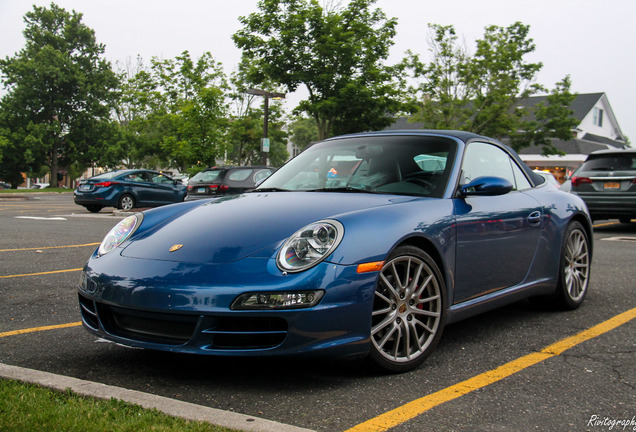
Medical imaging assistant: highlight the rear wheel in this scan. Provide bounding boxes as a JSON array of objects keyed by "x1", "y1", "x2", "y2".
[
  {"x1": 555, "y1": 221, "x2": 591, "y2": 309},
  {"x1": 368, "y1": 246, "x2": 446, "y2": 373},
  {"x1": 118, "y1": 194, "x2": 135, "y2": 211},
  {"x1": 84, "y1": 205, "x2": 102, "y2": 213}
]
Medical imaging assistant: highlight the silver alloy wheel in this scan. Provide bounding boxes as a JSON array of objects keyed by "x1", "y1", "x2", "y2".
[
  {"x1": 119, "y1": 195, "x2": 134, "y2": 211},
  {"x1": 563, "y1": 226, "x2": 590, "y2": 302},
  {"x1": 371, "y1": 254, "x2": 442, "y2": 365}
]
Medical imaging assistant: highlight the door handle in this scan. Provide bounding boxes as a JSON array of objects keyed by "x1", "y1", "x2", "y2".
[{"x1": 527, "y1": 211, "x2": 541, "y2": 226}]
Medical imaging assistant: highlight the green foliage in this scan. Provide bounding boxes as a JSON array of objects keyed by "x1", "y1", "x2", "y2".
[
  {"x1": 509, "y1": 76, "x2": 579, "y2": 155},
  {"x1": 289, "y1": 115, "x2": 319, "y2": 150},
  {"x1": 0, "y1": 3, "x2": 118, "y2": 184},
  {"x1": 227, "y1": 104, "x2": 289, "y2": 167},
  {"x1": 114, "y1": 51, "x2": 231, "y2": 172},
  {"x1": 409, "y1": 22, "x2": 577, "y2": 153},
  {"x1": 233, "y1": 0, "x2": 410, "y2": 140}
]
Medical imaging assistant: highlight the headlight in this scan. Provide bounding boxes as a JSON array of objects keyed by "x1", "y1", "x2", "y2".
[
  {"x1": 97, "y1": 214, "x2": 143, "y2": 256},
  {"x1": 277, "y1": 219, "x2": 344, "y2": 272},
  {"x1": 231, "y1": 290, "x2": 325, "y2": 310}
]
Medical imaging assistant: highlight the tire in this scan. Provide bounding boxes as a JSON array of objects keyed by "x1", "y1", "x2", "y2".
[
  {"x1": 118, "y1": 194, "x2": 135, "y2": 211},
  {"x1": 554, "y1": 221, "x2": 591, "y2": 310},
  {"x1": 368, "y1": 245, "x2": 446, "y2": 373},
  {"x1": 84, "y1": 205, "x2": 103, "y2": 213}
]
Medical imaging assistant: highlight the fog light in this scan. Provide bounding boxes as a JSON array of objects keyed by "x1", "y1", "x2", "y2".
[{"x1": 231, "y1": 290, "x2": 325, "y2": 310}]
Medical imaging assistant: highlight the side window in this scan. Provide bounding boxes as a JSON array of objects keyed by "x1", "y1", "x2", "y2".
[
  {"x1": 510, "y1": 161, "x2": 532, "y2": 190},
  {"x1": 152, "y1": 174, "x2": 172, "y2": 184},
  {"x1": 461, "y1": 142, "x2": 526, "y2": 190},
  {"x1": 253, "y1": 169, "x2": 273, "y2": 184},
  {"x1": 126, "y1": 173, "x2": 144, "y2": 182},
  {"x1": 135, "y1": 172, "x2": 152, "y2": 182},
  {"x1": 227, "y1": 169, "x2": 253, "y2": 182}
]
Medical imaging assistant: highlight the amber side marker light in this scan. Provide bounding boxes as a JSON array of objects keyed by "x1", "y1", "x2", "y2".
[{"x1": 357, "y1": 261, "x2": 385, "y2": 273}]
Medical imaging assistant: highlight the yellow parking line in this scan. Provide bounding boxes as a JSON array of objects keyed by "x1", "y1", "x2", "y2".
[
  {"x1": 346, "y1": 307, "x2": 636, "y2": 432},
  {"x1": 0, "y1": 322, "x2": 82, "y2": 338},
  {"x1": 0, "y1": 243, "x2": 99, "y2": 252},
  {"x1": 593, "y1": 221, "x2": 619, "y2": 228},
  {"x1": 0, "y1": 268, "x2": 83, "y2": 278}
]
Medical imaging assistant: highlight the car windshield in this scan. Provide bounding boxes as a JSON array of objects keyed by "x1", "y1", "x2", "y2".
[
  {"x1": 257, "y1": 135, "x2": 457, "y2": 198},
  {"x1": 190, "y1": 169, "x2": 222, "y2": 183},
  {"x1": 581, "y1": 155, "x2": 636, "y2": 171}
]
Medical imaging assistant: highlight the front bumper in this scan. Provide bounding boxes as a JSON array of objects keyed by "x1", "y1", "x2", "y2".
[{"x1": 78, "y1": 254, "x2": 378, "y2": 358}]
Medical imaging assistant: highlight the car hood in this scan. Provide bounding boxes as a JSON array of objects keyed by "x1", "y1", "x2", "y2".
[{"x1": 121, "y1": 192, "x2": 416, "y2": 264}]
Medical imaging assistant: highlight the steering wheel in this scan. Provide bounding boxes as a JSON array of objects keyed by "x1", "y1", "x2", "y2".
[{"x1": 403, "y1": 174, "x2": 435, "y2": 190}]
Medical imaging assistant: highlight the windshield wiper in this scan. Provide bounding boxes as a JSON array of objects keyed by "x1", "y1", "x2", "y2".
[
  {"x1": 251, "y1": 187, "x2": 290, "y2": 192},
  {"x1": 306, "y1": 187, "x2": 377, "y2": 193}
]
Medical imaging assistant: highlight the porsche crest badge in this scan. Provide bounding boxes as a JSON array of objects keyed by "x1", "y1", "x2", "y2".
[{"x1": 169, "y1": 244, "x2": 184, "y2": 252}]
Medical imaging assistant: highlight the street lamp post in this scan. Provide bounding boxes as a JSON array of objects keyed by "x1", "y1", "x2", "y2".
[{"x1": 246, "y1": 88, "x2": 286, "y2": 165}]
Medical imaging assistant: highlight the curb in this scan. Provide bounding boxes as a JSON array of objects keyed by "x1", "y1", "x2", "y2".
[{"x1": 0, "y1": 363, "x2": 316, "y2": 432}]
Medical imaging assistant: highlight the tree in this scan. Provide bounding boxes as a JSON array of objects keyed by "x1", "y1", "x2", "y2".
[
  {"x1": 0, "y1": 3, "x2": 118, "y2": 186},
  {"x1": 289, "y1": 115, "x2": 319, "y2": 150},
  {"x1": 409, "y1": 22, "x2": 577, "y2": 153},
  {"x1": 224, "y1": 58, "x2": 289, "y2": 167},
  {"x1": 508, "y1": 76, "x2": 579, "y2": 155},
  {"x1": 110, "y1": 51, "x2": 232, "y2": 173},
  {"x1": 149, "y1": 52, "x2": 230, "y2": 172},
  {"x1": 233, "y1": 0, "x2": 410, "y2": 140}
]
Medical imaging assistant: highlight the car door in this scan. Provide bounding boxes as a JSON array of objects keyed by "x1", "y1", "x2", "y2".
[
  {"x1": 125, "y1": 171, "x2": 156, "y2": 206},
  {"x1": 453, "y1": 142, "x2": 543, "y2": 304},
  {"x1": 149, "y1": 173, "x2": 181, "y2": 204}
]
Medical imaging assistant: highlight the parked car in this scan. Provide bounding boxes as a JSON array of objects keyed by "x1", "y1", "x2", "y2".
[
  {"x1": 30, "y1": 183, "x2": 49, "y2": 189},
  {"x1": 185, "y1": 166, "x2": 274, "y2": 201},
  {"x1": 0, "y1": 182, "x2": 10, "y2": 189},
  {"x1": 79, "y1": 130, "x2": 592, "y2": 372},
  {"x1": 569, "y1": 148, "x2": 636, "y2": 223},
  {"x1": 74, "y1": 169, "x2": 186, "y2": 213},
  {"x1": 533, "y1": 170, "x2": 560, "y2": 187}
]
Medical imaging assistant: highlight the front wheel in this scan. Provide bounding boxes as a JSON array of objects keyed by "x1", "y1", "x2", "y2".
[
  {"x1": 118, "y1": 194, "x2": 135, "y2": 211},
  {"x1": 368, "y1": 246, "x2": 446, "y2": 373},
  {"x1": 555, "y1": 221, "x2": 591, "y2": 309}
]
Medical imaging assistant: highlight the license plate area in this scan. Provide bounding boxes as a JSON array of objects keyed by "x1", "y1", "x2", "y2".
[
  {"x1": 80, "y1": 184, "x2": 91, "y2": 191},
  {"x1": 604, "y1": 182, "x2": 620, "y2": 189},
  {"x1": 197, "y1": 187, "x2": 207, "y2": 194}
]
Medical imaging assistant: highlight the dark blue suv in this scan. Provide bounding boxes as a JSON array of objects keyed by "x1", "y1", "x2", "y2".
[{"x1": 74, "y1": 169, "x2": 186, "y2": 213}]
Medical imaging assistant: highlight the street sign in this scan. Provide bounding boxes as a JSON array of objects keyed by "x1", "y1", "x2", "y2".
[{"x1": 261, "y1": 138, "x2": 270, "y2": 153}]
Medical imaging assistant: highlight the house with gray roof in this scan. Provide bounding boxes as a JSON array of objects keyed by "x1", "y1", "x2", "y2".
[
  {"x1": 386, "y1": 92, "x2": 627, "y2": 182},
  {"x1": 514, "y1": 92, "x2": 627, "y2": 179}
]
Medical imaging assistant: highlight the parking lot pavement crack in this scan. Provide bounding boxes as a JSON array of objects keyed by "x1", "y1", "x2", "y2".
[
  {"x1": 0, "y1": 362, "x2": 316, "y2": 432},
  {"x1": 557, "y1": 350, "x2": 636, "y2": 392}
]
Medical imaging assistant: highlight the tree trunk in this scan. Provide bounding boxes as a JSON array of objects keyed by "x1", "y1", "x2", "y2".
[{"x1": 50, "y1": 139, "x2": 59, "y2": 188}]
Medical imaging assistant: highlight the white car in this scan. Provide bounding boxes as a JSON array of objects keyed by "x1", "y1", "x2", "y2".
[{"x1": 533, "y1": 170, "x2": 559, "y2": 187}]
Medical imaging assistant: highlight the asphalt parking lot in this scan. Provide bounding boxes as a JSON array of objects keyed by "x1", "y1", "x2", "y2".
[{"x1": 1, "y1": 193, "x2": 634, "y2": 431}]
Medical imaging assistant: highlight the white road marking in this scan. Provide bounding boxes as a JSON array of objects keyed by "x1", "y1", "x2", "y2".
[{"x1": 14, "y1": 216, "x2": 67, "y2": 221}]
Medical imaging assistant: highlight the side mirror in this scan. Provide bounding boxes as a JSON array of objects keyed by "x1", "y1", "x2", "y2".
[{"x1": 460, "y1": 176, "x2": 513, "y2": 197}]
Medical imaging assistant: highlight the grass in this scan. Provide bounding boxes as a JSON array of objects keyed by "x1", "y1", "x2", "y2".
[
  {"x1": 0, "y1": 379, "x2": 239, "y2": 432},
  {"x1": 0, "y1": 187, "x2": 72, "y2": 194}
]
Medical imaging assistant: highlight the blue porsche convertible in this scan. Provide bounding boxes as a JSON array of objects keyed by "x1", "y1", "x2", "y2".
[{"x1": 79, "y1": 130, "x2": 592, "y2": 372}]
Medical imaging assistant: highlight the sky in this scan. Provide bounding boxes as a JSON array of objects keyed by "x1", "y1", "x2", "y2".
[{"x1": 1, "y1": 0, "x2": 635, "y2": 141}]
